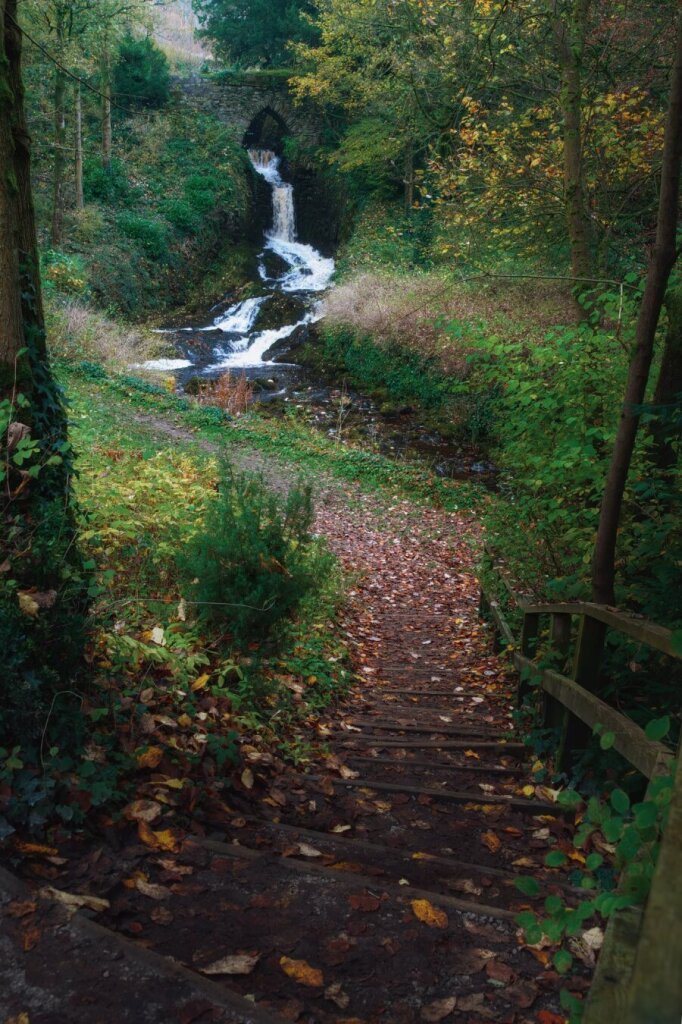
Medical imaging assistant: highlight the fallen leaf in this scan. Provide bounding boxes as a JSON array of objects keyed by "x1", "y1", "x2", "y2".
[
  {"x1": 296, "y1": 843, "x2": 322, "y2": 858},
  {"x1": 325, "y1": 981, "x2": 350, "y2": 1009},
  {"x1": 150, "y1": 905, "x2": 174, "y2": 925},
  {"x1": 7, "y1": 899, "x2": 37, "y2": 918},
  {"x1": 349, "y1": 892, "x2": 381, "y2": 912},
  {"x1": 137, "y1": 746, "x2": 164, "y2": 769},
  {"x1": 200, "y1": 952, "x2": 261, "y2": 975},
  {"x1": 41, "y1": 887, "x2": 110, "y2": 915},
  {"x1": 464, "y1": 749, "x2": 481, "y2": 760},
  {"x1": 448, "y1": 878, "x2": 482, "y2": 896},
  {"x1": 481, "y1": 831, "x2": 501, "y2": 853},
  {"x1": 136, "y1": 879, "x2": 171, "y2": 900},
  {"x1": 411, "y1": 898, "x2": 448, "y2": 929},
  {"x1": 151, "y1": 626, "x2": 166, "y2": 646},
  {"x1": 241, "y1": 768, "x2": 254, "y2": 790},
  {"x1": 485, "y1": 959, "x2": 514, "y2": 985},
  {"x1": 331, "y1": 824, "x2": 352, "y2": 833},
  {"x1": 13, "y1": 840, "x2": 57, "y2": 857},
  {"x1": 123, "y1": 799, "x2": 162, "y2": 823},
  {"x1": 191, "y1": 673, "x2": 210, "y2": 692},
  {"x1": 137, "y1": 821, "x2": 179, "y2": 853},
  {"x1": 22, "y1": 925, "x2": 41, "y2": 951},
  {"x1": 421, "y1": 996, "x2": 457, "y2": 1021},
  {"x1": 538, "y1": 1012, "x2": 565, "y2": 1024},
  {"x1": 279, "y1": 955, "x2": 324, "y2": 987}
]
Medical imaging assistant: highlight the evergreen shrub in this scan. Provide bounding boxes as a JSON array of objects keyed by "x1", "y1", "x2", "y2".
[{"x1": 177, "y1": 464, "x2": 326, "y2": 647}]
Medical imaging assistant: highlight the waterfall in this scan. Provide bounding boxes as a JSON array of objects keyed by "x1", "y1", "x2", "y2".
[{"x1": 248, "y1": 148, "x2": 296, "y2": 243}]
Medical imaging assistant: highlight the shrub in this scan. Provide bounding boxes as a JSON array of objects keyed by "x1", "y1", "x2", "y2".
[
  {"x1": 84, "y1": 156, "x2": 130, "y2": 204},
  {"x1": 177, "y1": 464, "x2": 324, "y2": 647},
  {"x1": 114, "y1": 35, "x2": 170, "y2": 110},
  {"x1": 160, "y1": 198, "x2": 200, "y2": 234},
  {"x1": 116, "y1": 213, "x2": 169, "y2": 260}
]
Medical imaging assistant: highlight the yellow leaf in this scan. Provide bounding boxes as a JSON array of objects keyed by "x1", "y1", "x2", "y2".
[
  {"x1": 512, "y1": 857, "x2": 535, "y2": 868},
  {"x1": 241, "y1": 768, "x2": 254, "y2": 790},
  {"x1": 177, "y1": 714, "x2": 192, "y2": 728},
  {"x1": 137, "y1": 821, "x2": 179, "y2": 853},
  {"x1": 191, "y1": 673, "x2": 210, "y2": 692},
  {"x1": 464, "y1": 749, "x2": 480, "y2": 760},
  {"x1": 279, "y1": 955, "x2": 324, "y2": 987},
  {"x1": 411, "y1": 898, "x2": 449, "y2": 929},
  {"x1": 18, "y1": 592, "x2": 40, "y2": 618},
  {"x1": 522, "y1": 785, "x2": 535, "y2": 797},
  {"x1": 136, "y1": 746, "x2": 163, "y2": 769},
  {"x1": 411, "y1": 851, "x2": 435, "y2": 861}
]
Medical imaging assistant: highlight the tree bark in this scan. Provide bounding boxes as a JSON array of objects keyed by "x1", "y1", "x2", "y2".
[
  {"x1": 101, "y1": 56, "x2": 112, "y2": 171},
  {"x1": 50, "y1": 68, "x2": 66, "y2": 246},
  {"x1": 0, "y1": 1, "x2": 25, "y2": 382},
  {"x1": 650, "y1": 285, "x2": 682, "y2": 473},
  {"x1": 404, "y1": 141, "x2": 414, "y2": 214},
  {"x1": 553, "y1": 0, "x2": 593, "y2": 294},
  {"x1": 75, "y1": 82, "x2": 84, "y2": 211},
  {"x1": 591, "y1": 15, "x2": 682, "y2": 606}
]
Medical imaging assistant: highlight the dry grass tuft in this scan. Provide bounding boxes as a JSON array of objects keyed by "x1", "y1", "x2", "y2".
[
  {"x1": 198, "y1": 371, "x2": 254, "y2": 416},
  {"x1": 323, "y1": 271, "x2": 577, "y2": 376},
  {"x1": 46, "y1": 298, "x2": 159, "y2": 370}
]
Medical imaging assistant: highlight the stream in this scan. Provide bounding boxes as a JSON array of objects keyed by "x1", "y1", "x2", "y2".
[{"x1": 139, "y1": 150, "x2": 495, "y2": 483}]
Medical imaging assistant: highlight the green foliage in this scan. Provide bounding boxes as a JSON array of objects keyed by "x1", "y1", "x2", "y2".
[
  {"x1": 194, "y1": 0, "x2": 318, "y2": 68},
  {"x1": 83, "y1": 156, "x2": 131, "y2": 204},
  {"x1": 114, "y1": 35, "x2": 171, "y2": 110},
  {"x1": 117, "y1": 213, "x2": 170, "y2": 260},
  {"x1": 177, "y1": 463, "x2": 325, "y2": 647}
]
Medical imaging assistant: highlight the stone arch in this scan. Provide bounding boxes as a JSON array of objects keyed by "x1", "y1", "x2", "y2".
[{"x1": 243, "y1": 106, "x2": 289, "y2": 151}]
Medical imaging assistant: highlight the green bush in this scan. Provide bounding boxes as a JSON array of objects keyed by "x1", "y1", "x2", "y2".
[
  {"x1": 177, "y1": 464, "x2": 325, "y2": 647},
  {"x1": 114, "y1": 35, "x2": 170, "y2": 110},
  {"x1": 116, "y1": 213, "x2": 169, "y2": 260},
  {"x1": 161, "y1": 198, "x2": 200, "y2": 234},
  {"x1": 83, "y1": 157, "x2": 131, "y2": 204}
]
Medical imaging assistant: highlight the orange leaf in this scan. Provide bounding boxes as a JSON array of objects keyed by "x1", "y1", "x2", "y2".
[
  {"x1": 279, "y1": 955, "x2": 324, "y2": 987},
  {"x1": 411, "y1": 898, "x2": 448, "y2": 929},
  {"x1": 13, "y1": 839, "x2": 58, "y2": 857},
  {"x1": 464, "y1": 749, "x2": 481, "y2": 760},
  {"x1": 136, "y1": 746, "x2": 163, "y2": 769},
  {"x1": 481, "y1": 831, "x2": 501, "y2": 853}
]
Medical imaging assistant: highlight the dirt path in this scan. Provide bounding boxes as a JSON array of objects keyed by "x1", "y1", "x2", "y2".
[{"x1": 2, "y1": 420, "x2": 589, "y2": 1023}]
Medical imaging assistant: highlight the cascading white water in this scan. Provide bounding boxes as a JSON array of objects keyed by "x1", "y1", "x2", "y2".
[
  {"x1": 142, "y1": 147, "x2": 335, "y2": 376},
  {"x1": 248, "y1": 149, "x2": 297, "y2": 243}
]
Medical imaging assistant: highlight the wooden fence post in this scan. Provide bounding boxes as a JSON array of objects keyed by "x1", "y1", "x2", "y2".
[
  {"x1": 558, "y1": 614, "x2": 607, "y2": 771},
  {"x1": 544, "y1": 612, "x2": 572, "y2": 732}
]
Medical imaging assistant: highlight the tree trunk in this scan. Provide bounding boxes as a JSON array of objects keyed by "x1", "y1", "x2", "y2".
[
  {"x1": 591, "y1": 16, "x2": 682, "y2": 606},
  {"x1": 50, "y1": 68, "x2": 66, "y2": 247},
  {"x1": 0, "y1": 1, "x2": 25, "y2": 384},
  {"x1": 404, "y1": 142, "x2": 414, "y2": 214},
  {"x1": 553, "y1": 0, "x2": 593, "y2": 297},
  {"x1": 650, "y1": 286, "x2": 682, "y2": 473},
  {"x1": 75, "y1": 82, "x2": 84, "y2": 211},
  {"x1": 102, "y1": 57, "x2": 112, "y2": 171}
]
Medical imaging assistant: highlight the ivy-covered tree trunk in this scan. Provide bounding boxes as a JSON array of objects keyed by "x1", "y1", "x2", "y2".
[
  {"x1": 591, "y1": 15, "x2": 682, "y2": 606},
  {"x1": 1, "y1": 0, "x2": 86, "y2": 744},
  {"x1": 553, "y1": 0, "x2": 593, "y2": 292}
]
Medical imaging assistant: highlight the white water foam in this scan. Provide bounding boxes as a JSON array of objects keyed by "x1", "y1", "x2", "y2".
[
  {"x1": 134, "y1": 358, "x2": 193, "y2": 371},
  {"x1": 205, "y1": 296, "x2": 268, "y2": 333},
  {"x1": 207, "y1": 316, "x2": 313, "y2": 370}
]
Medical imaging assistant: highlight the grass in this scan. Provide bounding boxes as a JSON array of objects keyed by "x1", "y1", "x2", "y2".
[{"x1": 61, "y1": 361, "x2": 484, "y2": 514}]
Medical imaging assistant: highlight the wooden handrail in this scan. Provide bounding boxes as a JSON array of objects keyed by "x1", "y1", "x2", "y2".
[
  {"x1": 480, "y1": 554, "x2": 681, "y2": 1023},
  {"x1": 522, "y1": 602, "x2": 680, "y2": 660}
]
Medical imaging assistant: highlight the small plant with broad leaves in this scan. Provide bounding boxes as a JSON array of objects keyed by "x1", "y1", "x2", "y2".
[{"x1": 515, "y1": 715, "x2": 674, "y2": 1022}]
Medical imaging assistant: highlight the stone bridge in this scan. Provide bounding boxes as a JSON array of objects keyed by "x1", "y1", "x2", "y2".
[{"x1": 177, "y1": 72, "x2": 322, "y2": 151}]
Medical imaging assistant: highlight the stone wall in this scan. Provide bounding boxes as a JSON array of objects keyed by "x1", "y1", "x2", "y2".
[{"x1": 176, "y1": 73, "x2": 322, "y2": 149}]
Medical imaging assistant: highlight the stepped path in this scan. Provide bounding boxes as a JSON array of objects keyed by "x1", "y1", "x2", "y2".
[{"x1": 1, "y1": 417, "x2": 589, "y2": 1023}]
